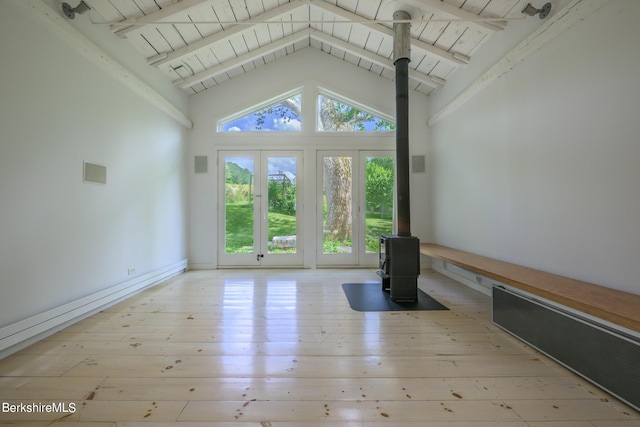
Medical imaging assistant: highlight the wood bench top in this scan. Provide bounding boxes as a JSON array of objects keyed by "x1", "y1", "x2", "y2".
[{"x1": 420, "y1": 243, "x2": 640, "y2": 334}]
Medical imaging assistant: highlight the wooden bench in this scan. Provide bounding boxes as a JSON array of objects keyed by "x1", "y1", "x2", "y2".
[
  {"x1": 420, "y1": 243, "x2": 640, "y2": 334},
  {"x1": 420, "y1": 243, "x2": 640, "y2": 410}
]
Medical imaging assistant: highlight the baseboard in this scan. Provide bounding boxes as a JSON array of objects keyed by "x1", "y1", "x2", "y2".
[
  {"x1": 0, "y1": 259, "x2": 187, "y2": 359},
  {"x1": 188, "y1": 262, "x2": 217, "y2": 270},
  {"x1": 431, "y1": 259, "x2": 492, "y2": 296}
]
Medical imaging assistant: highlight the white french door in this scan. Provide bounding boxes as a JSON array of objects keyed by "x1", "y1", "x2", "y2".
[
  {"x1": 359, "y1": 151, "x2": 396, "y2": 266},
  {"x1": 218, "y1": 151, "x2": 303, "y2": 267},
  {"x1": 316, "y1": 150, "x2": 395, "y2": 266}
]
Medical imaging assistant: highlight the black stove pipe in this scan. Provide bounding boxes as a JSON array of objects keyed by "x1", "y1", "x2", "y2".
[
  {"x1": 377, "y1": 10, "x2": 420, "y2": 302},
  {"x1": 394, "y1": 10, "x2": 411, "y2": 236}
]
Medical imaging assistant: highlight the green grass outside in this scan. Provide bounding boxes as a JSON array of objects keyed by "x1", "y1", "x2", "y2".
[
  {"x1": 225, "y1": 203, "x2": 392, "y2": 254},
  {"x1": 224, "y1": 203, "x2": 255, "y2": 253}
]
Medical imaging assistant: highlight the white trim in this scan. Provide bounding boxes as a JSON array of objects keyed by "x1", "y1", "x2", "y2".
[
  {"x1": 431, "y1": 259, "x2": 492, "y2": 297},
  {"x1": 217, "y1": 87, "x2": 304, "y2": 132},
  {"x1": 310, "y1": 0, "x2": 469, "y2": 67},
  {"x1": 174, "y1": 28, "x2": 315, "y2": 89},
  {"x1": 8, "y1": 0, "x2": 192, "y2": 129},
  {"x1": 147, "y1": 1, "x2": 307, "y2": 67},
  {"x1": 428, "y1": 0, "x2": 608, "y2": 127},
  {"x1": 315, "y1": 150, "x2": 361, "y2": 266},
  {"x1": 112, "y1": 0, "x2": 208, "y2": 36},
  {"x1": 316, "y1": 87, "x2": 396, "y2": 130},
  {"x1": 188, "y1": 262, "x2": 217, "y2": 270},
  {"x1": 311, "y1": 31, "x2": 444, "y2": 90},
  {"x1": 0, "y1": 259, "x2": 187, "y2": 359},
  {"x1": 398, "y1": 0, "x2": 505, "y2": 33},
  {"x1": 432, "y1": 264, "x2": 492, "y2": 297}
]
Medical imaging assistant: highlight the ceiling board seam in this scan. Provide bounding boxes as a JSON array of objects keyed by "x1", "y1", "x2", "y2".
[
  {"x1": 174, "y1": 27, "x2": 315, "y2": 88},
  {"x1": 309, "y1": 0, "x2": 468, "y2": 66},
  {"x1": 148, "y1": 1, "x2": 306, "y2": 67},
  {"x1": 401, "y1": 0, "x2": 505, "y2": 33},
  {"x1": 310, "y1": 31, "x2": 443, "y2": 89},
  {"x1": 112, "y1": 0, "x2": 208, "y2": 37}
]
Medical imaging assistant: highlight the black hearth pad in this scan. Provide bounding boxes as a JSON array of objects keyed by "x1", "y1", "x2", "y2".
[{"x1": 342, "y1": 282, "x2": 448, "y2": 312}]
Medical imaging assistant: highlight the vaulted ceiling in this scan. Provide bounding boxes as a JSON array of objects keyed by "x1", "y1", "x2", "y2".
[{"x1": 84, "y1": 0, "x2": 530, "y2": 95}]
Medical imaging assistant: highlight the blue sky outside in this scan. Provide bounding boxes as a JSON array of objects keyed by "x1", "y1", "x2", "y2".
[
  {"x1": 222, "y1": 95, "x2": 302, "y2": 132},
  {"x1": 227, "y1": 157, "x2": 297, "y2": 181},
  {"x1": 220, "y1": 93, "x2": 394, "y2": 132}
]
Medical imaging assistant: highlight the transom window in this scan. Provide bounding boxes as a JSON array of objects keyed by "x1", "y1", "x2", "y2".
[
  {"x1": 317, "y1": 91, "x2": 395, "y2": 132},
  {"x1": 218, "y1": 91, "x2": 302, "y2": 132},
  {"x1": 217, "y1": 86, "x2": 394, "y2": 133}
]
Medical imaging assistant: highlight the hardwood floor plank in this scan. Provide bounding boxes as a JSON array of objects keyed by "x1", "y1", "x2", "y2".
[
  {"x1": 0, "y1": 423, "x2": 116, "y2": 427},
  {"x1": 74, "y1": 400, "x2": 187, "y2": 422},
  {"x1": 0, "y1": 268, "x2": 637, "y2": 425},
  {"x1": 117, "y1": 423, "x2": 530, "y2": 427},
  {"x1": 69, "y1": 376, "x2": 594, "y2": 402},
  {"x1": 17, "y1": 333, "x2": 530, "y2": 357},
  {"x1": 59, "y1": 354, "x2": 559, "y2": 378},
  {"x1": 507, "y1": 399, "x2": 638, "y2": 421},
  {"x1": 0, "y1": 354, "x2": 84, "y2": 377},
  {"x1": 178, "y1": 399, "x2": 524, "y2": 422},
  {"x1": 0, "y1": 376, "x2": 101, "y2": 400}
]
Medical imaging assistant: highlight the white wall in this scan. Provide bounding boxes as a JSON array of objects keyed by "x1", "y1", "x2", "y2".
[
  {"x1": 427, "y1": 0, "x2": 640, "y2": 295},
  {"x1": 0, "y1": 4, "x2": 189, "y2": 331},
  {"x1": 188, "y1": 49, "x2": 430, "y2": 268}
]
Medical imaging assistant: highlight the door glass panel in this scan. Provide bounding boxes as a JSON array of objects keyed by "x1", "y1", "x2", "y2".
[
  {"x1": 364, "y1": 156, "x2": 395, "y2": 253},
  {"x1": 322, "y1": 156, "x2": 353, "y2": 254},
  {"x1": 266, "y1": 156, "x2": 298, "y2": 254},
  {"x1": 225, "y1": 157, "x2": 255, "y2": 254}
]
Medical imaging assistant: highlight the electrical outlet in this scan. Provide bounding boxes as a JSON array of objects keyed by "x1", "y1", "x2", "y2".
[{"x1": 128, "y1": 268, "x2": 135, "y2": 275}]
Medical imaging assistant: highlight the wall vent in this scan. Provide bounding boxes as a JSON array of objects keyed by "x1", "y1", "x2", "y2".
[
  {"x1": 412, "y1": 155, "x2": 425, "y2": 173},
  {"x1": 83, "y1": 161, "x2": 106, "y2": 184},
  {"x1": 194, "y1": 156, "x2": 208, "y2": 174}
]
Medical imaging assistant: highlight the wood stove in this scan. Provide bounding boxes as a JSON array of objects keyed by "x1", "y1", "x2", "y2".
[
  {"x1": 378, "y1": 235, "x2": 420, "y2": 301},
  {"x1": 376, "y1": 9, "x2": 420, "y2": 302}
]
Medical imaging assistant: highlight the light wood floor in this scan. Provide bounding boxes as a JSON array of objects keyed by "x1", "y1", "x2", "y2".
[{"x1": 1, "y1": 268, "x2": 639, "y2": 426}]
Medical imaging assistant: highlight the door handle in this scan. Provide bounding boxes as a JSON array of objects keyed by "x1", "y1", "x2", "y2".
[{"x1": 257, "y1": 254, "x2": 264, "y2": 261}]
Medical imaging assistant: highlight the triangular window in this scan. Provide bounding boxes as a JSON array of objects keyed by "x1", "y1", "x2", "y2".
[
  {"x1": 219, "y1": 91, "x2": 302, "y2": 132},
  {"x1": 317, "y1": 91, "x2": 395, "y2": 132}
]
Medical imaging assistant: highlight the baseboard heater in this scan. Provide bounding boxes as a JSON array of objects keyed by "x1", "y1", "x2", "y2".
[
  {"x1": 0, "y1": 259, "x2": 187, "y2": 359},
  {"x1": 492, "y1": 285, "x2": 640, "y2": 411}
]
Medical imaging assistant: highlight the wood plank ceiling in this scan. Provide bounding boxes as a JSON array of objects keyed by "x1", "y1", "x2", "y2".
[{"x1": 87, "y1": 0, "x2": 527, "y2": 95}]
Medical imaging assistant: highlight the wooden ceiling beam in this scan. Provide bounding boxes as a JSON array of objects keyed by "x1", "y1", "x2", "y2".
[
  {"x1": 112, "y1": 0, "x2": 209, "y2": 37},
  {"x1": 309, "y1": 0, "x2": 469, "y2": 66},
  {"x1": 173, "y1": 28, "x2": 314, "y2": 89},
  {"x1": 402, "y1": 0, "x2": 505, "y2": 33},
  {"x1": 148, "y1": 1, "x2": 306, "y2": 67},
  {"x1": 311, "y1": 31, "x2": 444, "y2": 89}
]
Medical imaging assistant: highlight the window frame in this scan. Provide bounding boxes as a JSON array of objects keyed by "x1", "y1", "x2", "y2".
[
  {"x1": 217, "y1": 87, "x2": 304, "y2": 133},
  {"x1": 316, "y1": 87, "x2": 396, "y2": 133}
]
